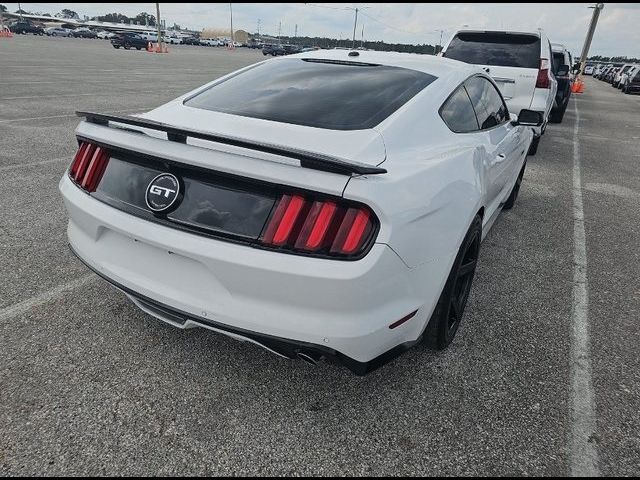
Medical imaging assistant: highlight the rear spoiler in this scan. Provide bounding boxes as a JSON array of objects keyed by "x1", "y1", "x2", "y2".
[{"x1": 76, "y1": 111, "x2": 387, "y2": 176}]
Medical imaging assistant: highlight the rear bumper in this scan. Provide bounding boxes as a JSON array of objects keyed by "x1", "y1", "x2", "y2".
[{"x1": 60, "y1": 174, "x2": 433, "y2": 372}]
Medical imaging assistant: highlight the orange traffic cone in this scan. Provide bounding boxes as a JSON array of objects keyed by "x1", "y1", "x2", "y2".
[{"x1": 146, "y1": 41, "x2": 152, "y2": 52}]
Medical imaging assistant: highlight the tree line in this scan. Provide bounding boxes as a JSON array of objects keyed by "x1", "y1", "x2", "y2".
[
  {"x1": 261, "y1": 34, "x2": 439, "y2": 55},
  {"x1": 588, "y1": 55, "x2": 640, "y2": 64}
]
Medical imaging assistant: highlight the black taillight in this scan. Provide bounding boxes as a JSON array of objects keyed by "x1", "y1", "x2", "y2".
[
  {"x1": 69, "y1": 141, "x2": 110, "y2": 192},
  {"x1": 260, "y1": 193, "x2": 377, "y2": 259}
]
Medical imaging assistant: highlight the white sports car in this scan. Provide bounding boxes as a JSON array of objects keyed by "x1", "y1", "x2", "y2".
[{"x1": 60, "y1": 50, "x2": 541, "y2": 374}]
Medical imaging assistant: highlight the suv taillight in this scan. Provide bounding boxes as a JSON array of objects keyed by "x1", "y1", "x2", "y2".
[
  {"x1": 69, "y1": 141, "x2": 110, "y2": 192},
  {"x1": 536, "y1": 58, "x2": 551, "y2": 89},
  {"x1": 260, "y1": 193, "x2": 377, "y2": 258}
]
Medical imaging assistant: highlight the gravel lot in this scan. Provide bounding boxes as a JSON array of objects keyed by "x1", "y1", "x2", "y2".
[{"x1": 1, "y1": 36, "x2": 639, "y2": 476}]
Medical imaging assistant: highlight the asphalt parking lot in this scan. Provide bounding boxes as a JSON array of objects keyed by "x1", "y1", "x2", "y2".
[{"x1": 1, "y1": 35, "x2": 639, "y2": 476}]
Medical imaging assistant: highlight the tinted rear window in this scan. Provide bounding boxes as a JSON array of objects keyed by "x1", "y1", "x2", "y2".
[
  {"x1": 444, "y1": 32, "x2": 541, "y2": 69},
  {"x1": 184, "y1": 59, "x2": 437, "y2": 130}
]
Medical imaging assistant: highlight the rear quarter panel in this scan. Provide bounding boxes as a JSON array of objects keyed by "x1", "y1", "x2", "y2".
[{"x1": 344, "y1": 83, "x2": 486, "y2": 270}]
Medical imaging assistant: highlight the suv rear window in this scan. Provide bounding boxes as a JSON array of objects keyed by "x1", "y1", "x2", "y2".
[
  {"x1": 444, "y1": 32, "x2": 541, "y2": 69},
  {"x1": 184, "y1": 58, "x2": 437, "y2": 130}
]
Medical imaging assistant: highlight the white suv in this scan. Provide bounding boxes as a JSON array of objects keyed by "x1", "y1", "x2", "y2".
[{"x1": 442, "y1": 28, "x2": 557, "y2": 155}]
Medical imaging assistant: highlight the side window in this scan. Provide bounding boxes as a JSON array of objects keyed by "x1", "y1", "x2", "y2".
[
  {"x1": 465, "y1": 76, "x2": 509, "y2": 130},
  {"x1": 440, "y1": 86, "x2": 480, "y2": 133}
]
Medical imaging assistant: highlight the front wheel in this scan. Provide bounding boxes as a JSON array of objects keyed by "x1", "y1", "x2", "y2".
[
  {"x1": 113, "y1": 45, "x2": 120, "y2": 49},
  {"x1": 424, "y1": 215, "x2": 482, "y2": 350}
]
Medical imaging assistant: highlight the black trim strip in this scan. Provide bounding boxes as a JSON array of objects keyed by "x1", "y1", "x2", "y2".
[
  {"x1": 68, "y1": 243, "x2": 415, "y2": 376},
  {"x1": 76, "y1": 111, "x2": 387, "y2": 176}
]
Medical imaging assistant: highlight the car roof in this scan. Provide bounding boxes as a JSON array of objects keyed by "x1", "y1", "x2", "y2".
[{"x1": 284, "y1": 48, "x2": 482, "y2": 79}]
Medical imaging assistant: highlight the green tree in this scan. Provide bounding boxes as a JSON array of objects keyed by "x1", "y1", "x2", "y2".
[
  {"x1": 59, "y1": 8, "x2": 78, "y2": 19},
  {"x1": 93, "y1": 13, "x2": 131, "y2": 24},
  {"x1": 134, "y1": 12, "x2": 156, "y2": 26},
  {"x1": 0, "y1": 4, "x2": 7, "y2": 13}
]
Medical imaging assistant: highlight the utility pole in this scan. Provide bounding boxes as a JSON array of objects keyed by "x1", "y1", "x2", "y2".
[
  {"x1": 579, "y1": 3, "x2": 604, "y2": 75},
  {"x1": 361, "y1": 24, "x2": 364, "y2": 48},
  {"x1": 229, "y1": 3, "x2": 234, "y2": 43},
  {"x1": 294, "y1": 24, "x2": 297, "y2": 44},
  {"x1": 277, "y1": 20, "x2": 281, "y2": 44},
  {"x1": 155, "y1": 2, "x2": 163, "y2": 51},
  {"x1": 257, "y1": 18, "x2": 260, "y2": 37},
  {"x1": 351, "y1": 7, "x2": 358, "y2": 50},
  {"x1": 18, "y1": 2, "x2": 23, "y2": 20}
]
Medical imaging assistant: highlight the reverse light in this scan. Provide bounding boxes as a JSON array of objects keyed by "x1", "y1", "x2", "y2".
[{"x1": 261, "y1": 194, "x2": 377, "y2": 258}]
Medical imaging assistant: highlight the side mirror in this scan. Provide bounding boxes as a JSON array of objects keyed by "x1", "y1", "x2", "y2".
[
  {"x1": 557, "y1": 64, "x2": 570, "y2": 77},
  {"x1": 513, "y1": 109, "x2": 544, "y2": 127}
]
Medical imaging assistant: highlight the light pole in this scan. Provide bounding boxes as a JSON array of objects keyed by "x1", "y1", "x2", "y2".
[
  {"x1": 351, "y1": 7, "x2": 358, "y2": 50},
  {"x1": 155, "y1": 2, "x2": 163, "y2": 51},
  {"x1": 579, "y1": 3, "x2": 604, "y2": 76},
  {"x1": 229, "y1": 3, "x2": 234, "y2": 44}
]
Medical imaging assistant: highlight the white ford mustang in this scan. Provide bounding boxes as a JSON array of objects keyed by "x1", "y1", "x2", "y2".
[{"x1": 59, "y1": 49, "x2": 541, "y2": 374}]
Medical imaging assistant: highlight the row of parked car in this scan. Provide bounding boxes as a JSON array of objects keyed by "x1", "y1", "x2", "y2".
[
  {"x1": 262, "y1": 44, "x2": 319, "y2": 56},
  {"x1": 592, "y1": 63, "x2": 640, "y2": 94},
  {"x1": 439, "y1": 28, "x2": 575, "y2": 155}
]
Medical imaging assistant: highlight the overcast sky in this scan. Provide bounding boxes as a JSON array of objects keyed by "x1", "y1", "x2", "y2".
[{"x1": 4, "y1": 3, "x2": 639, "y2": 57}]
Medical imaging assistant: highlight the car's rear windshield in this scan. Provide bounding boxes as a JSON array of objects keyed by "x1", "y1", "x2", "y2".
[
  {"x1": 184, "y1": 58, "x2": 437, "y2": 130},
  {"x1": 443, "y1": 32, "x2": 541, "y2": 69}
]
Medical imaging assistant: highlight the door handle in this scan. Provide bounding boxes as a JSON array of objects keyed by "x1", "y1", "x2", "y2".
[{"x1": 495, "y1": 153, "x2": 506, "y2": 163}]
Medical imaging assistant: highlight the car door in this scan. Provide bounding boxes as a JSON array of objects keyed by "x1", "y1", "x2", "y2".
[{"x1": 464, "y1": 75, "x2": 524, "y2": 210}]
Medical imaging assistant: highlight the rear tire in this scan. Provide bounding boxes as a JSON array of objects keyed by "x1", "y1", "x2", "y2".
[
  {"x1": 528, "y1": 135, "x2": 541, "y2": 156},
  {"x1": 424, "y1": 215, "x2": 482, "y2": 350},
  {"x1": 549, "y1": 101, "x2": 568, "y2": 123},
  {"x1": 503, "y1": 161, "x2": 526, "y2": 210}
]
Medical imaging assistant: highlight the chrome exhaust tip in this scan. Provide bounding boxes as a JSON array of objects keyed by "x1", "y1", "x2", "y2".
[{"x1": 297, "y1": 352, "x2": 320, "y2": 366}]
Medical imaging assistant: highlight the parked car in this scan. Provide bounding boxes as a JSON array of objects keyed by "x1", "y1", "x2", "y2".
[
  {"x1": 620, "y1": 65, "x2": 640, "y2": 93},
  {"x1": 200, "y1": 38, "x2": 220, "y2": 47},
  {"x1": 584, "y1": 65, "x2": 594, "y2": 75},
  {"x1": 442, "y1": 28, "x2": 557, "y2": 155},
  {"x1": 110, "y1": 32, "x2": 148, "y2": 50},
  {"x1": 139, "y1": 31, "x2": 158, "y2": 42},
  {"x1": 550, "y1": 43, "x2": 572, "y2": 123},
  {"x1": 164, "y1": 35, "x2": 182, "y2": 45},
  {"x1": 45, "y1": 27, "x2": 72, "y2": 37},
  {"x1": 61, "y1": 50, "x2": 541, "y2": 374},
  {"x1": 181, "y1": 36, "x2": 200, "y2": 46},
  {"x1": 262, "y1": 43, "x2": 284, "y2": 56},
  {"x1": 283, "y1": 44, "x2": 302, "y2": 55},
  {"x1": 96, "y1": 30, "x2": 116, "y2": 40},
  {"x1": 622, "y1": 66, "x2": 640, "y2": 94},
  {"x1": 604, "y1": 65, "x2": 624, "y2": 83},
  {"x1": 612, "y1": 64, "x2": 635, "y2": 88},
  {"x1": 73, "y1": 28, "x2": 98, "y2": 39},
  {"x1": 8, "y1": 21, "x2": 44, "y2": 35}
]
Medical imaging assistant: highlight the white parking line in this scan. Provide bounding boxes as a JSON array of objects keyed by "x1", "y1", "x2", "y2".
[
  {"x1": 0, "y1": 274, "x2": 97, "y2": 323},
  {"x1": 569, "y1": 100, "x2": 600, "y2": 476}
]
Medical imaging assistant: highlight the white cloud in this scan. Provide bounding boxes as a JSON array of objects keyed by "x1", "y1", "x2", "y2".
[{"x1": 4, "y1": 3, "x2": 638, "y2": 57}]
